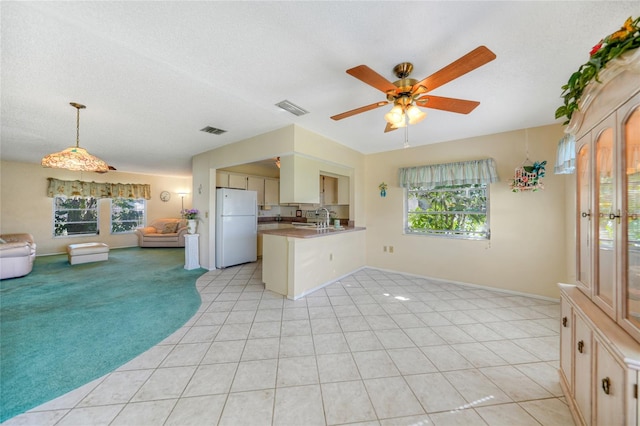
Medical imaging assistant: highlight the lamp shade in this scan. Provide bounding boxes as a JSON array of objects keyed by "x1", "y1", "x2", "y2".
[
  {"x1": 41, "y1": 146, "x2": 110, "y2": 172},
  {"x1": 41, "y1": 102, "x2": 110, "y2": 173},
  {"x1": 384, "y1": 105, "x2": 404, "y2": 126},
  {"x1": 406, "y1": 105, "x2": 427, "y2": 125}
]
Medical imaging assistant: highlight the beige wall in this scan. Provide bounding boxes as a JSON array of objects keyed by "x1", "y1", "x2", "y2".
[
  {"x1": 364, "y1": 124, "x2": 573, "y2": 298},
  {"x1": 3, "y1": 123, "x2": 577, "y2": 298},
  {"x1": 0, "y1": 161, "x2": 191, "y2": 255}
]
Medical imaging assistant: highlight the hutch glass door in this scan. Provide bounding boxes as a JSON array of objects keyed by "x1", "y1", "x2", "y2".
[
  {"x1": 577, "y1": 142, "x2": 592, "y2": 291},
  {"x1": 624, "y1": 102, "x2": 640, "y2": 331},
  {"x1": 595, "y1": 123, "x2": 616, "y2": 315}
]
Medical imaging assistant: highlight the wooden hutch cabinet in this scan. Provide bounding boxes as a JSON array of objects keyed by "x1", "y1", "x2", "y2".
[{"x1": 559, "y1": 49, "x2": 640, "y2": 426}]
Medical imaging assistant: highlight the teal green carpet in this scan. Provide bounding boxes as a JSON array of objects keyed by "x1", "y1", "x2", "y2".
[{"x1": 0, "y1": 247, "x2": 203, "y2": 422}]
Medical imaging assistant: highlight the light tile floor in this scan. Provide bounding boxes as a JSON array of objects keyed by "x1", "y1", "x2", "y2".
[{"x1": 4, "y1": 262, "x2": 574, "y2": 426}]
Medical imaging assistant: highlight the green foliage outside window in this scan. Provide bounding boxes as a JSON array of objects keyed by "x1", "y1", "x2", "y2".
[
  {"x1": 54, "y1": 197, "x2": 98, "y2": 236},
  {"x1": 111, "y1": 198, "x2": 145, "y2": 233},
  {"x1": 406, "y1": 184, "x2": 489, "y2": 239}
]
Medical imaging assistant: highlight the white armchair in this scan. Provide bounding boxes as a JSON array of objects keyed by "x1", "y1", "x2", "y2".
[{"x1": 0, "y1": 233, "x2": 36, "y2": 279}]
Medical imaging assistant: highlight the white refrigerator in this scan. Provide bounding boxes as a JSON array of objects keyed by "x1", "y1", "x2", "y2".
[{"x1": 215, "y1": 188, "x2": 258, "y2": 269}]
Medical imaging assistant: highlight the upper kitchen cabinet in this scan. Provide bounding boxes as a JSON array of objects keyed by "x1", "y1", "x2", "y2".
[
  {"x1": 247, "y1": 176, "x2": 265, "y2": 206},
  {"x1": 216, "y1": 171, "x2": 229, "y2": 188},
  {"x1": 279, "y1": 154, "x2": 353, "y2": 205},
  {"x1": 229, "y1": 174, "x2": 248, "y2": 190},
  {"x1": 264, "y1": 178, "x2": 279, "y2": 206},
  {"x1": 279, "y1": 155, "x2": 321, "y2": 204},
  {"x1": 337, "y1": 175, "x2": 350, "y2": 205},
  {"x1": 321, "y1": 175, "x2": 337, "y2": 205},
  {"x1": 216, "y1": 171, "x2": 248, "y2": 190}
]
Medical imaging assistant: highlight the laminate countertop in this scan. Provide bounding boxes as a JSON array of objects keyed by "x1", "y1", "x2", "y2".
[{"x1": 260, "y1": 226, "x2": 365, "y2": 239}]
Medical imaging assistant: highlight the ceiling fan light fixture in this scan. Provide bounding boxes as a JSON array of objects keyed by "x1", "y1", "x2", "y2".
[
  {"x1": 390, "y1": 120, "x2": 406, "y2": 129},
  {"x1": 41, "y1": 102, "x2": 110, "y2": 173},
  {"x1": 406, "y1": 104, "x2": 427, "y2": 125},
  {"x1": 384, "y1": 104, "x2": 404, "y2": 126}
]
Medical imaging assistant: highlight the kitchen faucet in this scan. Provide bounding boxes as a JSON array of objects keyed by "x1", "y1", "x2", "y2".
[{"x1": 316, "y1": 207, "x2": 330, "y2": 228}]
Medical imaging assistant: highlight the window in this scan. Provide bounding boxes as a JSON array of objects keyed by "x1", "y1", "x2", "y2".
[
  {"x1": 53, "y1": 196, "x2": 98, "y2": 237},
  {"x1": 111, "y1": 198, "x2": 146, "y2": 233},
  {"x1": 405, "y1": 184, "x2": 489, "y2": 239}
]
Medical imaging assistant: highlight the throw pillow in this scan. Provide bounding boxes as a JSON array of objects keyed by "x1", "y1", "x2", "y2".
[{"x1": 161, "y1": 222, "x2": 178, "y2": 234}]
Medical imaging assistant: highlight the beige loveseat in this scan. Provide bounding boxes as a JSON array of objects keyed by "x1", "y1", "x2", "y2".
[
  {"x1": 135, "y1": 218, "x2": 188, "y2": 247},
  {"x1": 0, "y1": 233, "x2": 36, "y2": 279}
]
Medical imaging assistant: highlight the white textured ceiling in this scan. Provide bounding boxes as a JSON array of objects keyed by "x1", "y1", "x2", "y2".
[{"x1": 1, "y1": 1, "x2": 637, "y2": 177}]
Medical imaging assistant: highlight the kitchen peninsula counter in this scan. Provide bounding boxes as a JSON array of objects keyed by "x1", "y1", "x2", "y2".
[
  {"x1": 262, "y1": 226, "x2": 365, "y2": 299},
  {"x1": 260, "y1": 225, "x2": 365, "y2": 238}
]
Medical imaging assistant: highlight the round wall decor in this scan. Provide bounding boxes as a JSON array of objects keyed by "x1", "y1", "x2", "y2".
[{"x1": 160, "y1": 191, "x2": 171, "y2": 202}]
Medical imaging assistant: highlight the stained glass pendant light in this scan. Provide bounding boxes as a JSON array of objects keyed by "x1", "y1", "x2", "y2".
[{"x1": 41, "y1": 102, "x2": 110, "y2": 173}]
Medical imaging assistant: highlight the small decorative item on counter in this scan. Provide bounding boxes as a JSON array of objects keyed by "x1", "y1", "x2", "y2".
[
  {"x1": 510, "y1": 160, "x2": 546, "y2": 192},
  {"x1": 378, "y1": 182, "x2": 388, "y2": 197}
]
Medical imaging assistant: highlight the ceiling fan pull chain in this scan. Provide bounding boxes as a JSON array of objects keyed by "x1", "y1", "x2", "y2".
[{"x1": 404, "y1": 113, "x2": 410, "y2": 149}]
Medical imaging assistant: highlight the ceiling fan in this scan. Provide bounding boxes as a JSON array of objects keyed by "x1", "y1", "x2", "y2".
[{"x1": 330, "y1": 46, "x2": 496, "y2": 132}]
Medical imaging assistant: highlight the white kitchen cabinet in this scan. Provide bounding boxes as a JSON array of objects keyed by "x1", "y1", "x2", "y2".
[
  {"x1": 247, "y1": 176, "x2": 264, "y2": 205},
  {"x1": 217, "y1": 171, "x2": 247, "y2": 189},
  {"x1": 279, "y1": 155, "x2": 321, "y2": 204},
  {"x1": 264, "y1": 178, "x2": 279, "y2": 206},
  {"x1": 321, "y1": 175, "x2": 337, "y2": 205},
  {"x1": 228, "y1": 173, "x2": 247, "y2": 190},
  {"x1": 262, "y1": 228, "x2": 365, "y2": 299},
  {"x1": 216, "y1": 171, "x2": 229, "y2": 188},
  {"x1": 337, "y1": 175, "x2": 350, "y2": 205}
]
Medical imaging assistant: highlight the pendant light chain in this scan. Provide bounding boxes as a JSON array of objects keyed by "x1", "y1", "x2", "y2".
[{"x1": 75, "y1": 106, "x2": 81, "y2": 148}]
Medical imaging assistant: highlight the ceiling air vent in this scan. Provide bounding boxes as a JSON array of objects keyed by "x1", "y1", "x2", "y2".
[
  {"x1": 276, "y1": 100, "x2": 309, "y2": 117},
  {"x1": 200, "y1": 126, "x2": 227, "y2": 135}
]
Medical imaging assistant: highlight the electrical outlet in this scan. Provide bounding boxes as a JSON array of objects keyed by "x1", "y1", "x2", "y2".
[
  {"x1": 383, "y1": 246, "x2": 387, "y2": 252},
  {"x1": 329, "y1": 253, "x2": 333, "y2": 261},
  {"x1": 389, "y1": 246, "x2": 394, "y2": 253}
]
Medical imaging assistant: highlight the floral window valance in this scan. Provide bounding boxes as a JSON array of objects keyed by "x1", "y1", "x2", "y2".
[
  {"x1": 399, "y1": 158, "x2": 499, "y2": 189},
  {"x1": 554, "y1": 134, "x2": 576, "y2": 175},
  {"x1": 46, "y1": 178, "x2": 151, "y2": 199}
]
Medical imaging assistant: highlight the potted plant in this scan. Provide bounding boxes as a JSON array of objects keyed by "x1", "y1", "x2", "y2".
[
  {"x1": 556, "y1": 16, "x2": 639, "y2": 125},
  {"x1": 182, "y1": 208, "x2": 199, "y2": 234}
]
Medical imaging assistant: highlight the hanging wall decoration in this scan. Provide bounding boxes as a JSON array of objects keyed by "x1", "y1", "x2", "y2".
[
  {"x1": 510, "y1": 160, "x2": 546, "y2": 192},
  {"x1": 378, "y1": 182, "x2": 388, "y2": 197}
]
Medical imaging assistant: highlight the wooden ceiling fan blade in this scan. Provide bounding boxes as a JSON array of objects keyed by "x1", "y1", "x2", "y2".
[
  {"x1": 331, "y1": 101, "x2": 388, "y2": 121},
  {"x1": 347, "y1": 65, "x2": 398, "y2": 94},
  {"x1": 412, "y1": 46, "x2": 496, "y2": 93},
  {"x1": 384, "y1": 122, "x2": 398, "y2": 133},
  {"x1": 416, "y1": 95, "x2": 480, "y2": 114}
]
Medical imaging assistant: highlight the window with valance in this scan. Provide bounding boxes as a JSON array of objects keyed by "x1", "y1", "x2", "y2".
[
  {"x1": 399, "y1": 158, "x2": 500, "y2": 189},
  {"x1": 399, "y1": 158, "x2": 499, "y2": 240},
  {"x1": 46, "y1": 178, "x2": 151, "y2": 199},
  {"x1": 554, "y1": 134, "x2": 576, "y2": 175}
]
